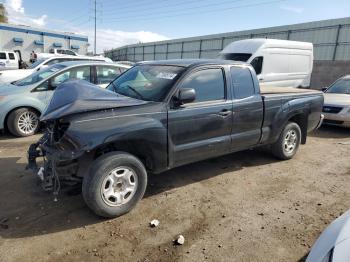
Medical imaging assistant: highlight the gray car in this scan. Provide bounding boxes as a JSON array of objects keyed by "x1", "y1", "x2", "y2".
[{"x1": 0, "y1": 61, "x2": 130, "y2": 137}]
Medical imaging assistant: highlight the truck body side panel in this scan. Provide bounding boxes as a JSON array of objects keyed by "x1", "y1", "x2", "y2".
[
  {"x1": 63, "y1": 103, "x2": 169, "y2": 173},
  {"x1": 261, "y1": 93, "x2": 324, "y2": 145}
]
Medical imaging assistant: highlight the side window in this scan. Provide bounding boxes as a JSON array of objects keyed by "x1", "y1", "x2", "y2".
[
  {"x1": 50, "y1": 66, "x2": 91, "y2": 89},
  {"x1": 0, "y1": 52, "x2": 7, "y2": 59},
  {"x1": 230, "y1": 67, "x2": 255, "y2": 99},
  {"x1": 250, "y1": 56, "x2": 263, "y2": 75},
  {"x1": 9, "y1": 53, "x2": 15, "y2": 60},
  {"x1": 96, "y1": 66, "x2": 121, "y2": 85},
  {"x1": 180, "y1": 68, "x2": 225, "y2": 103},
  {"x1": 66, "y1": 50, "x2": 75, "y2": 56}
]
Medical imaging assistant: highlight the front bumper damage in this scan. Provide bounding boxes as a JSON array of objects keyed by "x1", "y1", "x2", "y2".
[{"x1": 26, "y1": 132, "x2": 83, "y2": 197}]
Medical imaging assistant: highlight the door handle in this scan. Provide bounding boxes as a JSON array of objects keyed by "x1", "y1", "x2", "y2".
[{"x1": 218, "y1": 110, "x2": 231, "y2": 117}]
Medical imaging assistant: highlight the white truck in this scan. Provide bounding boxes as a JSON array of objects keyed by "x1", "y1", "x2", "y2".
[
  {"x1": 219, "y1": 39, "x2": 314, "y2": 88},
  {"x1": 0, "y1": 51, "x2": 19, "y2": 70}
]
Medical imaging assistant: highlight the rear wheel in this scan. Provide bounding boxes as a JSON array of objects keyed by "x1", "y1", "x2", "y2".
[
  {"x1": 271, "y1": 122, "x2": 301, "y2": 160},
  {"x1": 82, "y1": 152, "x2": 147, "y2": 218},
  {"x1": 7, "y1": 108, "x2": 40, "y2": 137}
]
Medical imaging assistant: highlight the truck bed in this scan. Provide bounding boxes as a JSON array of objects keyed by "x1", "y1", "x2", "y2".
[{"x1": 260, "y1": 85, "x2": 322, "y2": 96}]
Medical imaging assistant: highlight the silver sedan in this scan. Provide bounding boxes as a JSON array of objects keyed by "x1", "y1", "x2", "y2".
[{"x1": 322, "y1": 75, "x2": 350, "y2": 128}]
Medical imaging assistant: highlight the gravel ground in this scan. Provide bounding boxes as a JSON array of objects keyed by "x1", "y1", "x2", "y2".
[{"x1": 0, "y1": 126, "x2": 349, "y2": 262}]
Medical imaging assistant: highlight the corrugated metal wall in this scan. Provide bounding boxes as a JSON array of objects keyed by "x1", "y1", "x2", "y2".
[{"x1": 105, "y1": 17, "x2": 350, "y2": 62}]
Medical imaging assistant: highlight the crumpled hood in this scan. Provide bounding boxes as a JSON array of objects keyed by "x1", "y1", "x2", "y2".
[{"x1": 40, "y1": 80, "x2": 148, "y2": 121}]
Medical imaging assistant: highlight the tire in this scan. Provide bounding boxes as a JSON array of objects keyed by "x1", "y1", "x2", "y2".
[
  {"x1": 271, "y1": 122, "x2": 301, "y2": 160},
  {"x1": 7, "y1": 108, "x2": 40, "y2": 137},
  {"x1": 82, "y1": 152, "x2": 148, "y2": 218}
]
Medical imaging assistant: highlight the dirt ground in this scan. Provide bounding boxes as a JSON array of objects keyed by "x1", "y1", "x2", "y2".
[{"x1": 0, "y1": 126, "x2": 350, "y2": 262}]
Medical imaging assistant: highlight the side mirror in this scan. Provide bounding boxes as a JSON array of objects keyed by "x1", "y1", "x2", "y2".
[
  {"x1": 322, "y1": 87, "x2": 328, "y2": 92},
  {"x1": 178, "y1": 88, "x2": 196, "y2": 104}
]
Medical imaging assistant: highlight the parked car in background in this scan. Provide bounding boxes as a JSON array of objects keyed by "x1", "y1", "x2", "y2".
[
  {"x1": 0, "y1": 55, "x2": 115, "y2": 84},
  {"x1": 219, "y1": 39, "x2": 313, "y2": 88},
  {"x1": 27, "y1": 59, "x2": 324, "y2": 218},
  {"x1": 37, "y1": 48, "x2": 79, "y2": 60},
  {"x1": 322, "y1": 75, "x2": 350, "y2": 128},
  {"x1": 0, "y1": 61, "x2": 130, "y2": 137},
  {"x1": 0, "y1": 50, "x2": 19, "y2": 70},
  {"x1": 306, "y1": 208, "x2": 350, "y2": 262}
]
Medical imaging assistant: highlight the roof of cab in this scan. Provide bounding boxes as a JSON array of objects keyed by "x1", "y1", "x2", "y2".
[{"x1": 138, "y1": 59, "x2": 249, "y2": 68}]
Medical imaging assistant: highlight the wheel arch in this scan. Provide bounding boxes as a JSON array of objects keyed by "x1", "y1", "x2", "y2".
[
  {"x1": 88, "y1": 139, "x2": 163, "y2": 173},
  {"x1": 287, "y1": 113, "x2": 308, "y2": 144}
]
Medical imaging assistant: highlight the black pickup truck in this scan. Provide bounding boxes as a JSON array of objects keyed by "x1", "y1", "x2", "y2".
[{"x1": 27, "y1": 59, "x2": 324, "y2": 218}]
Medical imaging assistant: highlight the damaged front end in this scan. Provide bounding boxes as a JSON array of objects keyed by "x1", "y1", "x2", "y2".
[
  {"x1": 26, "y1": 80, "x2": 147, "y2": 198},
  {"x1": 26, "y1": 120, "x2": 85, "y2": 197}
]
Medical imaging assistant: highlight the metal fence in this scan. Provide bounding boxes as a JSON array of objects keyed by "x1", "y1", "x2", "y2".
[{"x1": 105, "y1": 17, "x2": 350, "y2": 62}]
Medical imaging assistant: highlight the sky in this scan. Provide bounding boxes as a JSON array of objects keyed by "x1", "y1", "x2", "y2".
[{"x1": 1, "y1": 0, "x2": 350, "y2": 53}]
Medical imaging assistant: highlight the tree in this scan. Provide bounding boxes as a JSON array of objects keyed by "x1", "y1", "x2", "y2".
[{"x1": 0, "y1": 3, "x2": 8, "y2": 23}]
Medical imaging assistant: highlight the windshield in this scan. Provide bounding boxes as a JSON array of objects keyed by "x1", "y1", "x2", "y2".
[
  {"x1": 219, "y1": 53, "x2": 252, "y2": 62},
  {"x1": 326, "y1": 78, "x2": 350, "y2": 94},
  {"x1": 107, "y1": 65, "x2": 185, "y2": 102},
  {"x1": 29, "y1": 58, "x2": 46, "y2": 69},
  {"x1": 13, "y1": 64, "x2": 66, "y2": 86}
]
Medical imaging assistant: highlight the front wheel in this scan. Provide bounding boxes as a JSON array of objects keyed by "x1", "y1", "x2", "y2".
[
  {"x1": 271, "y1": 122, "x2": 301, "y2": 160},
  {"x1": 82, "y1": 152, "x2": 147, "y2": 218}
]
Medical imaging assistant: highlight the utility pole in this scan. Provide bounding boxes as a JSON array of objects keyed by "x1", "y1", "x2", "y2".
[{"x1": 94, "y1": 0, "x2": 97, "y2": 55}]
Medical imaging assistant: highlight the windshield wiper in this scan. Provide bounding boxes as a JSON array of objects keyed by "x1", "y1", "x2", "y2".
[
  {"x1": 125, "y1": 84, "x2": 145, "y2": 100},
  {"x1": 110, "y1": 81, "x2": 145, "y2": 100}
]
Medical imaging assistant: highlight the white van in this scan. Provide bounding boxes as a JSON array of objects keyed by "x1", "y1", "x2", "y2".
[
  {"x1": 219, "y1": 39, "x2": 313, "y2": 88},
  {"x1": 0, "y1": 51, "x2": 19, "y2": 70}
]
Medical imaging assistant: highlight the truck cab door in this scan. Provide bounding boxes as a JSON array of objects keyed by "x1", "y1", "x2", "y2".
[
  {"x1": 230, "y1": 66, "x2": 264, "y2": 150},
  {"x1": 168, "y1": 67, "x2": 233, "y2": 167}
]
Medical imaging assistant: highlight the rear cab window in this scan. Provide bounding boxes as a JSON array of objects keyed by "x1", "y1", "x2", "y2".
[
  {"x1": 180, "y1": 68, "x2": 226, "y2": 103},
  {"x1": 230, "y1": 66, "x2": 256, "y2": 99},
  {"x1": 9, "y1": 53, "x2": 15, "y2": 60}
]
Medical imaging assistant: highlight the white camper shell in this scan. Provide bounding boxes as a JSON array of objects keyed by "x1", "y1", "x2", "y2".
[{"x1": 220, "y1": 39, "x2": 314, "y2": 88}]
